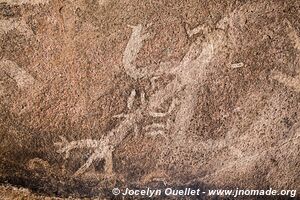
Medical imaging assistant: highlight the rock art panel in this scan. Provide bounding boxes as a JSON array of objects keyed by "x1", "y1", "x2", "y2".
[{"x1": 0, "y1": 0, "x2": 299, "y2": 199}]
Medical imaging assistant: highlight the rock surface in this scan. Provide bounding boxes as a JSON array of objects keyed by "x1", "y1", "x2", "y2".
[{"x1": 0, "y1": 0, "x2": 299, "y2": 199}]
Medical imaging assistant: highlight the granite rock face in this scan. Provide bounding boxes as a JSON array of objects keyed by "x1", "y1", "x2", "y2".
[{"x1": 0, "y1": 0, "x2": 299, "y2": 199}]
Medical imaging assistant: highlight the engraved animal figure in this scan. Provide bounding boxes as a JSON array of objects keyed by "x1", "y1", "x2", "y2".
[
  {"x1": 55, "y1": 20, "x2": 229, "y2": 177},
  {"x1": 55, "y1": 105, "x2": 145, "y2": 177},
  {"x1": 147, "y1": 25, "x2": 227, "y2": 143},
  {"x1": 54, "y1": 24, "x2": 155, "y2": 177}
]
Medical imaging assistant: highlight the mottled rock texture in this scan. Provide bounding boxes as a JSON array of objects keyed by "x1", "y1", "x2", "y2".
[{"x1": 0, "y1": 0, "x2": 299, "y2": 199}]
